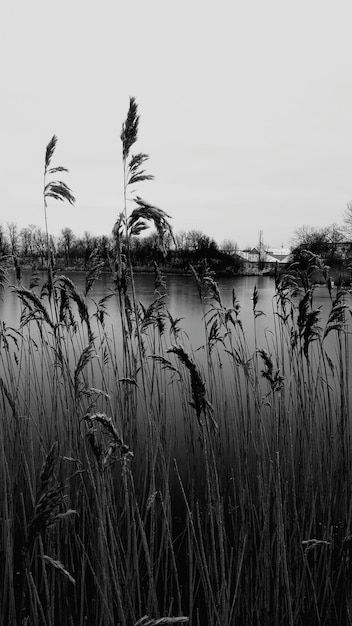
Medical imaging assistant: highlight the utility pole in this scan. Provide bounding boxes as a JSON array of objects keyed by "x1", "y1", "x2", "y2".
[{"x1": 258, "y1": 230, "x2": 264, "y2": 264}]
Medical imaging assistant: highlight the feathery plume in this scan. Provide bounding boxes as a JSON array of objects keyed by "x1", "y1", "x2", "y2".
[
  {"x1": 45, "y1": 135, "x2": 57, "y2": 172},
  {"x1": 121, "y1": 96, "x2": 139, "y2": 160}
]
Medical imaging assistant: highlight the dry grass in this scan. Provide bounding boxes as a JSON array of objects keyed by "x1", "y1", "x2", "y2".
[
  {"x1": 1, "y1": 99, "x2": 352, "y2": 624},
  {"x1": 1, "y1": 259, "x2": 352, "y2": 625}
]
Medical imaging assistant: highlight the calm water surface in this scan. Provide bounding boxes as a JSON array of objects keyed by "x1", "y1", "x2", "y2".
[
  {"x1": 1, "y1": 269, "x2": 351, "y2": 475},
  {"x1": 0, "y1": 270, "x2": 343, "y2": 351}
]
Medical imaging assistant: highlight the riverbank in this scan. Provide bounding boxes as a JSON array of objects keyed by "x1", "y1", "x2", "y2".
[{"x1": 2, "y1": 256, "x2": 352, "y2": 286}]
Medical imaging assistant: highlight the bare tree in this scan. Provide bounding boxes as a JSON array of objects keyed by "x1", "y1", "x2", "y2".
[
  {"x1": 291, "y1": 223, "x2": 345, "y2": 263},
  {"x1": 20, "y1": 224, "x2": 36, "y2": 258},
  {"x1": 7, "y1": 222, "x2": 19, "y2": 256},
  {"x1": 0, "y1": 223, "x2": 9, "y2": 257},
  {"x1": 33, "y1": 227, "x2": 47, "y2": 266},
  {"x1": 175, "y1": 230, "x2": 188, "y2": 250},
  {"x1": 220, "y1": 239, "x2": 238, "y2": 255},
  {"x1": 185, "y1": 230, "x2": 205, "y2": 252},
  {"x1": 59, "y1": 227, "x2": 76, "y2": 264},
  {"x1": 97, "y1": 234, "x2": 112, "y2": 261},
  {"x1": 290, "y1": 225, "x2": 316, "y2": 249},
  {"x1": 343, "y1": 202, "x2": 352, "y2": 237}
]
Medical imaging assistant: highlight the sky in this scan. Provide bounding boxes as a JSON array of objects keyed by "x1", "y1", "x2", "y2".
[{"x1": 1, "y1": 0, "x2": 352, "y2": 250}]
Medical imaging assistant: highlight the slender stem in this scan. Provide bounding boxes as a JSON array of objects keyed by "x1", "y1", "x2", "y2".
[
  {"x1": 121, "y1": 155, "x2": 149, "y2": 407},
  {"x1": 43, "y1": 170, "x2": 50, "y2": 267}
]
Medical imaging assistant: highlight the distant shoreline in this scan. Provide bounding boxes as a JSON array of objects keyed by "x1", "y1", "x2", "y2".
[{"x1": 3, "y1": 261, "x2": 351, "y2": 286}]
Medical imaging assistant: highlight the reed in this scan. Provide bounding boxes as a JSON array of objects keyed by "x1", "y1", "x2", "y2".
[{"x1": 1, "y1": 103, "x2": 352, "y2": 624}]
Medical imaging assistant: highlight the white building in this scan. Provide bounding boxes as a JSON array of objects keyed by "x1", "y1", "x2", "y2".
[{"x1": 237, "y1": 247, "x2": 291, "y2": 265}]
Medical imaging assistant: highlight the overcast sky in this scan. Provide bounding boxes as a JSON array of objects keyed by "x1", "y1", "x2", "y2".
[{"x1": 1, "y1": 0, "x2": 352, "y2": 249}]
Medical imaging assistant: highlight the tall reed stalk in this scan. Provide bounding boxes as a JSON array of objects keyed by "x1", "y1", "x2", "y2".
[{"x1": 43, "y1": 135, "x2": 75, "y2": 268}]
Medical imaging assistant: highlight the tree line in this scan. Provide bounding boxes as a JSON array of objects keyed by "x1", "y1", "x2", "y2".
[
  {"x1": 3, "y1": 212, "x2": 352, "y2": 275},
  {"x1": 0, "y1": 222, "x2": 243, "y2": 274},
  {"x1": 290, "y1": 221, "x2": 352, "y2": 267}
]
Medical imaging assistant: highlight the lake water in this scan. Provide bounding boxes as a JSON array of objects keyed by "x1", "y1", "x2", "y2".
[
  {"x1": 1, "y1": 268, "x2": 351, "y2": 477},
  {"x1": 0, "y1": 269, "x2": 343, "y2": 352}
]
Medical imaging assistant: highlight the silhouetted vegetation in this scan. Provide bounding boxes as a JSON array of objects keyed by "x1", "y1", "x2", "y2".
[
  {"x1": 291, "y1": 224, "x2": 351, "y2": 266},
  {"x1": 0, "y1": 222, "x2": 243, "y2": 275},
  {"x1": 290, "y1": 224, "x2": 352, "y2": 285},
  {"x1": 2, "y1": 98, "x2": 352, "y2": 625}
]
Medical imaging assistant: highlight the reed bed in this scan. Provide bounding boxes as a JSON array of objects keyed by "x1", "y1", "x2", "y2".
[
  {"x1": 2, "y1": 99, "x2": 352, "y2": 624},
  {"x1": 0, "y1": 257, "x2": 352, "y2": 626}
]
